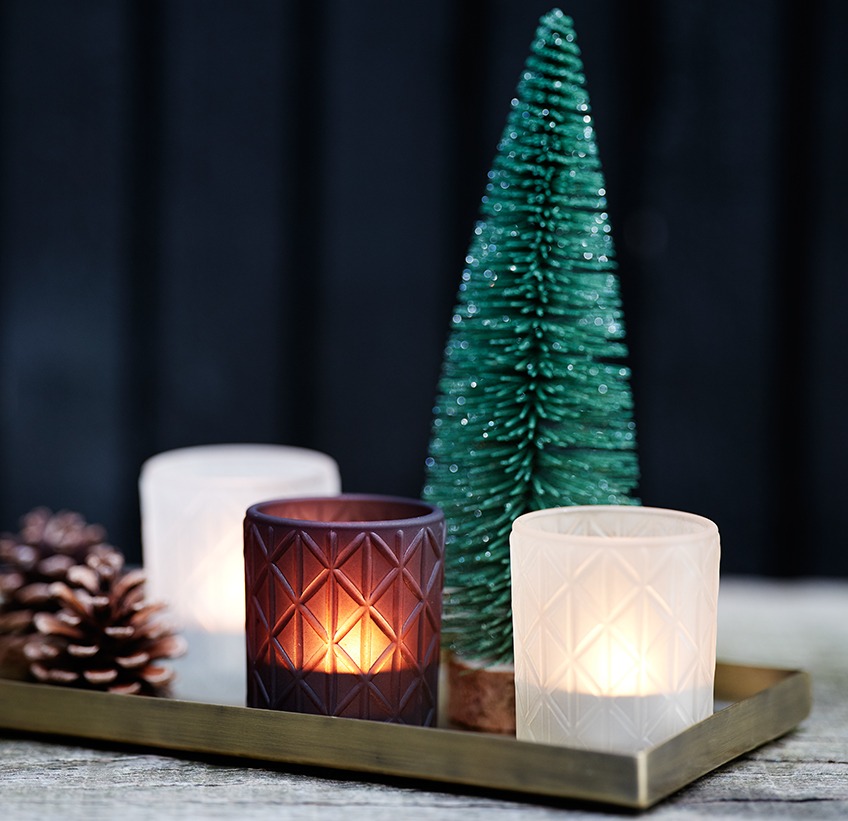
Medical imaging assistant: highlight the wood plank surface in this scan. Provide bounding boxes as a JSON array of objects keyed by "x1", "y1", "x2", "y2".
[{"x1": 1, "y1": 577, "x2": 846, "y2": 818}]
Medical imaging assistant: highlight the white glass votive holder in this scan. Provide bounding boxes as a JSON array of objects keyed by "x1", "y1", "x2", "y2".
[
  {"x1": 510, "y1": 505, "x2": 720, "y2": 753},
  {"x1": 139, "y1": 443, "x2": 340, "y2": 702}
]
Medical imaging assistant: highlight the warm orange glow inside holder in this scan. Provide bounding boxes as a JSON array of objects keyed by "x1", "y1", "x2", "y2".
[{"x1": 243, "y1": 495, "x2": 445, "y2": 725}]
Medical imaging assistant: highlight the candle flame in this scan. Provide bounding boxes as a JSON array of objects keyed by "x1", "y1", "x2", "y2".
[
  {"x1": 298, "y1": 603, "x2": 411, "y2": 674},
  {"x1": 575, "y1": 628, "x2": 663, "y2": 697}
]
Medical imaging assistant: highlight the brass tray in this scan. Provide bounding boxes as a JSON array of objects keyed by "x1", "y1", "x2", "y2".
[{"x1": 0, "y1": 662, "x2": 811, "y2": 810}]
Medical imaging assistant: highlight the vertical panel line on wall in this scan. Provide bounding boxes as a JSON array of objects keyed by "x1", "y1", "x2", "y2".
[{"x1": 124, "y1": 0, "x2": 166, "y2": 560}]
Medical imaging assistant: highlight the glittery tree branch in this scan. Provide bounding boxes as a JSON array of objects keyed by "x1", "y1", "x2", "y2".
[{"x1": 424, "y1": 9, "x2": 640, "y2": 665}]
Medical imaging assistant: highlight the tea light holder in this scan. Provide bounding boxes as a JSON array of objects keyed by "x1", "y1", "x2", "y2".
[
  {"x1": 243, "y1": 495, "x2": 445, "y2": 725},
  {"x1": 510, "y1": 505, "x2": 721, "y2": 753},
  {"x1": 139, "y1": 444, "x2": 341, "y2": 702}
]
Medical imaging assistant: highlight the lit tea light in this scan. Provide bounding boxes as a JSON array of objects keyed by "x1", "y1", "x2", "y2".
[
  {"x1": 244, "y1": 495, "x2": 445, "y2": 725},
  {"x1": 510, "y1": 505, "x2": 720, "y2": 753},
  {"x1": 305, "y1": 610, "x2": 413, "y2": 675}
]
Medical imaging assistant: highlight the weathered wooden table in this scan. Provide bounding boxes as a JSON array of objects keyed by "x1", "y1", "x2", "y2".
[{"x1": 1, "y1": 578, "x2": 846, "y2": 819}]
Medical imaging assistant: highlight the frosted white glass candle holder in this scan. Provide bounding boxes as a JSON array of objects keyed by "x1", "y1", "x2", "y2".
[
  {"x1": 139, "y1": 444, "x2": 340, "y2": 703},
  {"x1": 510, "y1": 505, "x2": 720, "y2": 753}
]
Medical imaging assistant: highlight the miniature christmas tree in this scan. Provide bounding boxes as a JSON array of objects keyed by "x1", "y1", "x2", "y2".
[{"x1": 424, "y1": 9, "x2": 639, "y2": 667}]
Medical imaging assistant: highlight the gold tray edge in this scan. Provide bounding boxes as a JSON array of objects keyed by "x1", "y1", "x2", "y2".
[
  {"x1": 0, "y1": 661, "x2": 812, "y2": 810},
  {"x1": 643, "y1": 667, "x2": 812, "y2": 807}
]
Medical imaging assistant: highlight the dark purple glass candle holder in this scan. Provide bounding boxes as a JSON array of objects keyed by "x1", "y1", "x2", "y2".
[{"x1": 243, "y1": 494, "x2": 445, "y2": 726}]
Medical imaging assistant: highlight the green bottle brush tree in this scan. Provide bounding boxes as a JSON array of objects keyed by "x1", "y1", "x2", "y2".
[{"x1": 424, "y1": 8, "x2": 640, "y2": 673}]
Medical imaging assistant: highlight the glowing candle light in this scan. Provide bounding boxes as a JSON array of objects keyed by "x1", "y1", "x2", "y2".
[
  {"x1": 244, "y1": 495, "x2": 445, "y2": 725},
  {"x1": 510, "y1": 505, "x2": 720, "y2": 753}
]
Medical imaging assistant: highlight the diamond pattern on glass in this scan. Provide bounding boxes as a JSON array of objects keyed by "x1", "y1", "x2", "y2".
[
  {"x1": 511, "y1": 506, "x2": 720, "y2": 752},
  {"x1": 245, "y1": 520, "x2": 444, "y2": 725}
]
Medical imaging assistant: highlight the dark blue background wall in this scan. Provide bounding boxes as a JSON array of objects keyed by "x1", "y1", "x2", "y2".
[{"x1": 1, "y1": 0, "x2": 846, "y2": 575}]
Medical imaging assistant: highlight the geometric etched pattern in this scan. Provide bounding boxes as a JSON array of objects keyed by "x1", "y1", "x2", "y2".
[
  {"x1": 510, "y1": 505, "x2": 720, "y2": 752},
  {"x1": 244, "y1": 499, "x2": 445, "y2": 726}
]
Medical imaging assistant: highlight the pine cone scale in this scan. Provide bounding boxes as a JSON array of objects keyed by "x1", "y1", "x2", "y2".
[
  {"x1": 33, "y1": 612, "x2": 84, "y2": 639},
  {"x1": 83, "y1": 669, "x2": 119, "y2": 685},
  {"x1": 38, "y1": 554, "x2": 76, "y2": 577},
  {"x1": 24, "y1": 638, "x2": 59, "y2": 661},
  {"x1": 146, "y1": 635, "x2": 188, "y2": 658},
  {"x1": 67, "y1": 644, "x2": 99, "y2": 658},
  {"x1": 104, "y1": 625, "x2": 134, "y2": 639},
  {"x1": 110, "y1": 682, "x2": 142, "y2": 695},
  {"x1": 0, "y1": 610, "x2": 32, "y2": 632},
  {"x1": 1, "y1": 572, "x2": 26, "y2": 595},
  {"x1": 66, "y1": 565, "x2": 100, "y2": 594},
  {"x1": 113, "y1": 569, "x2": 146, "y2": 600},
  {"x1": 31, "y1": 662, "x2": 78, "y2": 684},
  {"x1": 115, "y1": 651, "x2": 150, "y2": 669},
  {"x1": 129, "y1": 603, "x2": 167, "y2": 625},
  {"x1": 15, "y1": 583, "x2": 53, "y2": 606},
  {"x1": 140, "y1": 665, "x2": 176, "y2": 686}
]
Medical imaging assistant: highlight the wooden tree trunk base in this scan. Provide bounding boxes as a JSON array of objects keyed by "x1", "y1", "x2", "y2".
[{"x1": 446, "y1": 654, "x2": 516, "y2": 735}]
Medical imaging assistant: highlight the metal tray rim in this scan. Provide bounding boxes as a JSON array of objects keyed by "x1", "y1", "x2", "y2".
[{"x1": 0, "y1": 661, "x2": 812, "y2": 810}]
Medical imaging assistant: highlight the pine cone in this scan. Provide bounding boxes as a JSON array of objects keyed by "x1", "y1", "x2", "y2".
[
  {"x1": 1, "y1": 507, "x2": 108, "y2": 612},
  {"x1": 18, "y1": 506, "x2": 106, "y2": 552},
  {"x1": 0, "y1": 508, "x2": 112, "y2": 679},
  {"x1": 23, "y1": 547, "x2": 186, "y2": 696}
]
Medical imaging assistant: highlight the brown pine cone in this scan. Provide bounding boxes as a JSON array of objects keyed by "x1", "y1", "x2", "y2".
[
  {"x1": 24, "y1": 547, "x2": 186, "y2": 696},
  {"x1": 0, "y1": 508, "x2": 113, "y2": 679},
  {"x1": 18, "y1": 506, "x2": 106, "y2": 553},
  {"x1": 1, "y1": 507, "x2": 109, "y2": 613}
]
